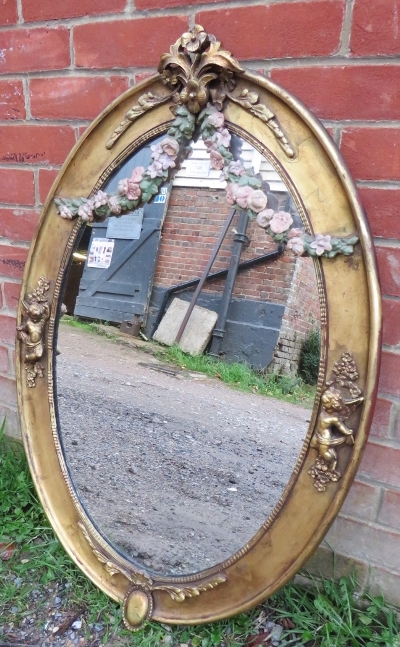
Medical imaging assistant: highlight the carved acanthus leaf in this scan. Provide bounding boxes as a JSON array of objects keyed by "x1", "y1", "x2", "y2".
[
  {"x1": 153, "y1": 575, "x2": 227, "y2": 602},
  {"x1": 106, "y1": 91, "x2": 176, "y2": 150},
  {"x1": 78, "y1": 521, "x2": 227, "y2": 606},
  {"x1": 228, "y1": 89, "x2": 295, "y2": 158}
]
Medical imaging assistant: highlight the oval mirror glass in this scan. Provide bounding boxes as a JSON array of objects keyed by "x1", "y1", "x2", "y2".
[{"x1": 55, "y1": 133, "x2": 320, "y2": 576}]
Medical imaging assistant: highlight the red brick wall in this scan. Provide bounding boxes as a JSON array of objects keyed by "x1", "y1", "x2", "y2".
[
  {"x1": 155, "y1": 186, "x2": 297, "y2": 304},
  {"x1": 1, "y1": 0, "x2": 400, "y2": 603},
  {"x1": 271, "y1": 256, "x2": 320, "y2": 375}
]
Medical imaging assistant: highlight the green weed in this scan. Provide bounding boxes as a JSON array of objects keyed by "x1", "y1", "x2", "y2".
[
  {"x1": 270, "y1": 574, "x2": 400, "y2": 646},
  {"x1": 1, "y1": 419, "x2": 400, "y2": 645},
  {"x1": 299, "y1": 329, "x2": 321, "y2": 386},
  {"x1": 60, "y1": 316, "x2": 316, "y2": 406},
  {"x1": 156, "y1": 343, "x2": 316, "y2": 406}
]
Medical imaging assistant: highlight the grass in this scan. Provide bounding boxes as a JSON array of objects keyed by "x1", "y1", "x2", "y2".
[
  {"x1": 1, "y1": 418, "x2": 400, "y2": 645},
  {"x1": 60, "y1": 316, "x2": 316, "y2": 407}
]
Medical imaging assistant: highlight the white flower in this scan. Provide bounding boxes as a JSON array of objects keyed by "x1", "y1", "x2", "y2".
[
  {"x1": 287, "y1": 236, "x2": 305, "y2": 255},
  {"x1": 310, "y1": 234, "x2": 332, "y2": 256},
  {"x1": 93, "y1": 190, "x2": 108, "y2": 208},
  {"x1": 108, "y1": 195, "x2": 122, "y2": 215},
  {"x1": 59, "y1": 205, "x2": 73, "y2": 219},
  {"x1": 228, "y1": 160, "x2": 245, "y2": 176},
  {"x1": 211, "y1": 128, "x2": 231, "y2": 149},
  {"x1": 118, "y1": 178, "x2": 129, "y2": 196},
  {"x1": 78, "y1": 199, "x2": 94, "y2": 222},
  {"x1": 256, "y1": 209, "x2": 275, "y2": 228},
  {"x1": 247, "y1": 189, "x2": 268, "y2": 213}
]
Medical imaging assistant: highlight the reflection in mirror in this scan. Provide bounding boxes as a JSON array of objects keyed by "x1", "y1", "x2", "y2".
[{"x1": 55, "y1": 133, "x2": 321, "y2": 576}]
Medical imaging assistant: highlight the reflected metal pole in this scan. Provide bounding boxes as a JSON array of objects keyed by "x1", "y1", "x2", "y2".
[
  {"x1": 174, "y1": 208, "x2": 237, "y2": 344},
  {"x1": 209, "y1": 209, "x2": 249, "y2": 358}
]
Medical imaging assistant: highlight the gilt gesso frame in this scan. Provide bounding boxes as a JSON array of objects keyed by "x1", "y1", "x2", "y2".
[{"x1": 16, "y1": 28, "x2": 381, "y2": 631}]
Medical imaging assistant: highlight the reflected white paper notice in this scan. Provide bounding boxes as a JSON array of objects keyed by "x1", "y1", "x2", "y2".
[
  {"x1": 87, "y1": 238, "x2": 114, "y2": 269},
  {"x1": 106, "y1": 209, "x2": 144, "y2": 239}
]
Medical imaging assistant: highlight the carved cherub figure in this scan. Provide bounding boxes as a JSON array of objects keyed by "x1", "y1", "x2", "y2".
[
  {"x1": 17, "y1": 299, "x2": 50, "y2": 363},
  {"x1": 310, "y1": 386, "x2": 364, "y2": 478}
]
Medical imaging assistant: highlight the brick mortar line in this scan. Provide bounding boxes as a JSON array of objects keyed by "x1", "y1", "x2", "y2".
[
  {"x1": 0, "y1": 119, "x2": 91, "y2": 126},
  {"x1": 0, "y1": 163, "x2": 61, "y2": 171},
  {"x1": 0, "y1": 0, "x2": 332, "y2": 31},
  {"x1": 338, "y1": 509, "x2": 400, "y2": 540},
  {"x1": 353, "y1": 476, "x2": 400, "y2": 497},
  {"x1": 359, "y1": 436, "x2": 400, "y2": 450},
  {"x1": 338, "y1": 0, "x2": 354, "y2": 56},
  {"x1": 0, "y1": 399, "x2": 18, "y2": 410},
  {"x1": 0, "y1": 9, "x2": 191, "y2": 30},
  {"x1": 0, "y1": 276, "x2": 21, "y2": 285},
  {"x1": 0, "y1": 374, "x2": 17, "y2": 383},
  {"x1": 376, "y1": 391, "x2": 400, "y2": 406},
  {"x1": 380, "y1": 294, "x2": 400, "y2": 303},
  {"x1": 2, "y1": 59, "x2": 400, "y2": 81},
  {"x1": 0, "y1": 70, "x2": 139, "y2": 79},
  {"x1": 33, "y1": 168, "x2": 40, "y2": 208},
  {"x1": 357, "y1": 180, "x2": 400, "y2": 188},
  {"x1": 22, "y1": 77, "x2": 31, "y2": 119},
  {"x1": 388, "y1": 399, "x2": 400, "y2": 440},
  {"x1": 0, "y1": 308, "x2": 18, "y2": 318},
  {"x1": 3, "y1": 118, "x2": 400, "y2": 128},
  {"x1": 16, "y1": 0, "x2": 23, "y2": 24},
  {"x1": 0, "y1": 203, "x2": 39, "y2": 210},
  {"x1": 383, "y1": 344, "x2": 400, "y2": 354},
  {"x1": 374, "y1": 486, "x2": 385, "y2": 526},
  {"x1": 374, "y1": 239, "x2": 400, "y2": 248},
  {"x1": 0, "y1": 237, "x2": 30, "y2": 248},
  {"x1": 264, "y1": 56, "x2": 400, "y2": 69}
]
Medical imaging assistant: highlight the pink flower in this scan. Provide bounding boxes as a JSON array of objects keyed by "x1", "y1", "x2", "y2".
[
  {"x1": 228, "y1": 160, "x2": 245, "y2": 176},
  {"x1": 59, "y1": 205, "x2": 73, "y2": 219},
  {"x1": 269, "y1": 211, "x2": 293, "y2": 234},
  {"x1": 256, "y1": 209, "x2": 275, "y2": 228},
  {"x1": 287, "y1": 236, "x2": 305, "y2": 255},
  {"x1": 235, "y1": 185, "x2": 253, "y2": 209},
  {"x1": 288, "y1": 227, "x2": 304, "y2": 238},
  {"x1": 210, "y1": 150, "x2": 225, "y2": 170},
  {"x1": 78, "y1": 199, "x2": 94, "y2": 222},
  {"x1": 108, "y1": 195, "x2": 122, "y2": 215},
  {"x1": 208, "y1": 112, "x2": 225, "y2": 129},
  {"x1": 93, "y1": 190, "x2": 108, "y2": 208},
  {"x1": 247, "y1": 189, "x2": 268, "y2": 213},
  {"x1": 159, "y1": 137, "x2": 180, "y2": 158},
  {"x1": 310, "y1": 233, "x2": 332, "y2": 256},
  {"x1": 203, "y1": 137, "x2": 215, "y2": 153},
  {"x1": 225, "y1": 182, "x2": 240, "y2": 205},
  {"x1": 211, "y1": 128, "x2": 231, "y2": 149},
  {"x1": 130, "y1": 166, "x2": 145, "y2": 183},
  {"x1": 126, "y1": 181, "x2": 141, "y2": 200}
]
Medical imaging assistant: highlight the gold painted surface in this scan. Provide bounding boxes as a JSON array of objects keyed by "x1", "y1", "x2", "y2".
[
  {"x1": 124, "y1": 589, "x2": 151, "y2": 629},
  {"x1": 16, "y1": 31, "x2": 381, "y2": 629}
]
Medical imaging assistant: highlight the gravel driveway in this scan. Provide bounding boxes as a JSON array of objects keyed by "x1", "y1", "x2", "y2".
[{"x1": 56, "y1": 324, "x2": 310, "y2": 576}]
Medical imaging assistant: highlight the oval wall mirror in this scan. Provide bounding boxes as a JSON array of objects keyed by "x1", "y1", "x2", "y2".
[{"x1": 16, "y1": 26, "x2": 381, "y2": 631}]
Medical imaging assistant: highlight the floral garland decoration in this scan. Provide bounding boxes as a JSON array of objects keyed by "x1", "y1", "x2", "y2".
[{"x1": 55, "y1": 103, "x2": 358, "y2": 259}]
